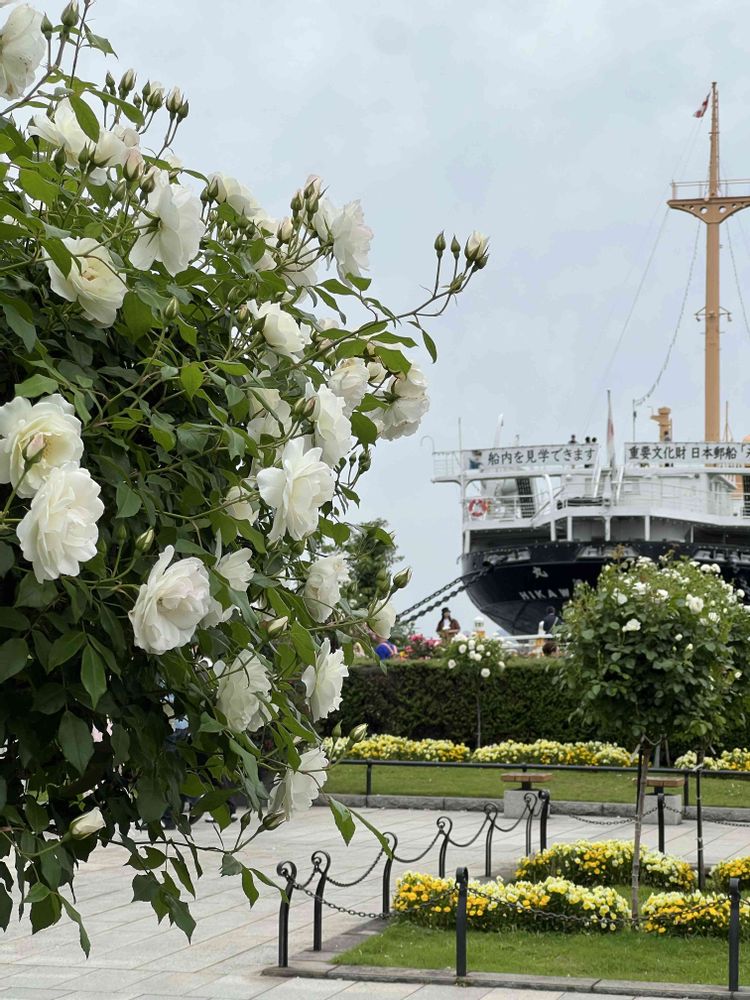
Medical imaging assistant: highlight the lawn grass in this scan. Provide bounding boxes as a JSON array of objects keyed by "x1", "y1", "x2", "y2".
[
  {"x1": 335, "y1": 921, "x2": 736, "y2": 986},
  {"x1": 326, "y1": 763, "x2": 750, "y2": 808}
]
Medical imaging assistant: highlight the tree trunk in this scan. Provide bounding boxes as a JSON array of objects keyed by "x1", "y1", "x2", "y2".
[{"x1": 631, "y1": 742, "x2": 653, "y2": 924}]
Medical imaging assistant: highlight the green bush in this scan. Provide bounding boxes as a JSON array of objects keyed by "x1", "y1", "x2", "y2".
[{"x1": 327, "y1": 659, "x2": 750, "y2": 753}]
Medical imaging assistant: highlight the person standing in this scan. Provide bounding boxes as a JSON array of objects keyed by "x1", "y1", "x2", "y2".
[
  {"x1": 436, "y1": 607, "x2": 460, "y2": 639},
  {"x1": 541, "y1": 605, "x2": 561, "y2": 633}
]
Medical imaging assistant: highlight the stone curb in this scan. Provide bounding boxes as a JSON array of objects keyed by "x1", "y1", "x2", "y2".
[{"x1": 315, "y1": 793, "x2": 750, "y2": 823}]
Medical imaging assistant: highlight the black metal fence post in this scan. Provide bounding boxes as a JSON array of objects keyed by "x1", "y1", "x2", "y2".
[
  {"x1": 696, "y1": 765, "x2": 705, "y2": 890},
  {"x1": 523, "y1": 792, "x2": 536, "y2": 857},
  {"x1": 657, "y1": 791, "x2": 665, "y2": 854},
  {"x1": 311, "y1": 850, "x2": 331, "y2": 952},
  {"x1": 484, "y1": 805, "x2": 497, "y2": 878},
  {"x1": 538, "y1": 789, "x2": 550, "y2": 852},
  {"x1": 276, "y1": 860, "x2": 297, "y2": 968},
  {"x1": 437, "y1": 816, "x2": 453, "y2": 878},
  {"x1": 729, "y1": 876, "x2": 741, "y2": 992},
  {"x1": 382, "y1": 833, "x2": 397, "y2": 916},
  {"x1": 455, "y1": 866, "x2": 468, "y2": 978}
]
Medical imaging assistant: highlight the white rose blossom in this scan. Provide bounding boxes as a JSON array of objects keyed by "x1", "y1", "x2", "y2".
[
  {"x1": 215, "y1": 651, "x2": 272, "y2": 732},
  {"x1": 30, "y1": 100, "x2": 141, "y2": 181},
  {"x1": 480, "y1": 667, "x2": 491, "y2": 678},
  {"x1": 216, "y1": 549, "x2": 254, "y2": 591},
  {"x1": 268, "y1": 746, "x2": 328, "y2": 821},
  {"x1": 465, "y1": 230, "x2": 489, "y2": 262},
  {"x1": 0, "y1": 4, "x2": 45, "y2": 100},
  {"x1": 247, "y1": 387, "x2": 292, "y2": 442},
  {"x1": 255, "y1": 302, "x2": 310, "y2": 358},
  {"x1": 69, "y1": 807, "x2": 106, "y2": 839},
  {"x1": 370, "y1": 599, "x2": 396, "y2": 639},
  {"x1": 459, "y1": 644, "x2": 467, "y2": 654},
  {"x1": 707, "y1": 611, "x2": 720, "y2": 623},
  {"x1": 328, "y1": 357, "x2": 369, "y2": 417},
  {"x1": 224, "y1": 479, "x2": 257, "y2": 523},
  {"x1": 0, "y1": 394, "x2": 83, "y2": 497},
  {"x1": 314, "y1": 198, "x2": 372, "y2": 282},
  {"x1": 622, "y1": 618, "x2": 641, "y2": 633},
  {"x1": 257, "y1": 438, "x2": 335, "y2": 543},
  {"x1": 304, "y1": 553, "x2": 350, "y2": 623},
  {"x1": 209, "y1": 172, "x2": 274, "y2": 231},
  {"x1": 302, "y1": 639, "x2": 348, "y2": 721},
  {"x1": 130, "y1": 174, "x2": 205, "y2": 276},
  {"x1": 17, "y1": 465, "x2": 104, "y2": 582},
  {"x1": 45, "y1": 237, "x2": 126, "y2": 327},
  {"x1": 312, "y1": 384, "x2": 352, "y2": 466},
  {"x1": 448, "y1": 659, "x2": 456, "y2": 668},
  {"x1": 129, "y1": 545, "x2": 212, "y2": 654},
  {"x1": 376, "y1": 364, "x2": 430, "y2": 441},
  {"x1": 686, "y1": 595, "x2": 705, "y2": 614}
]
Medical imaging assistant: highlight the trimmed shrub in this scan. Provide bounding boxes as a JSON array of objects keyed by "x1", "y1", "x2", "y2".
[
  {"x1": 710, "y1": 857, "x2": 750, "y2": 892},
  {"x1": 515, "y1": 840, "x2": 696, "y2": 891}
]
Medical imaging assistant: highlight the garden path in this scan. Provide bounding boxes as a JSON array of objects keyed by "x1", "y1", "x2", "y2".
[{"x1": 0, "y1": 804, "x2": 743, "y2": 1000}]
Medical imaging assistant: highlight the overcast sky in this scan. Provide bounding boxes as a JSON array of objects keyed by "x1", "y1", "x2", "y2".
[{"x1": 81, "y1": 0, "x2": 750, "y2": 633}]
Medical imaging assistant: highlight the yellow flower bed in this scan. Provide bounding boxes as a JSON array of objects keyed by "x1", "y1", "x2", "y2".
[
  {"x1": 516, "y1": 840, "x2": 696, "y2": 890},
  {"x1": 643, "y1": 890, "x2": 750, "y2": 937},
  {"x1": 393, "y1": 871, "x2": 629, "y2": 933},
  {"x1": 674, "y1": 748, "x2": 750, "y2": 771},
  {"x1": 345, "y1": 734, "x2": 471, "y2": 762},
  {"x1": 472, "y1": 739, "x2": 632, "y2": 767},
  {"x1": 711, "y1": 856, "x2": 750, "y2": 892}
]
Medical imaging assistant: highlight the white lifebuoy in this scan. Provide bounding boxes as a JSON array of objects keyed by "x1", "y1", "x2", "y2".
[{"x1": 468, "y1": 498, "x2": 490, "y2": 519}]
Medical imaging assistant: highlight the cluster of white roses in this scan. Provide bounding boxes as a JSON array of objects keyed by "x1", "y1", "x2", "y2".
[
  {"x1": 447, "y1": 632, "x2": 505, "y2": 678},
  {"x1": 0, "y1": 394, "x2": 103, "y2": 582}
]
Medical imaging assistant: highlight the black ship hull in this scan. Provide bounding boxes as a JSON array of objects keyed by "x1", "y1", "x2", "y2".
[{"x1": 463, "y1": 541, "x2": 750, "y2": 635}]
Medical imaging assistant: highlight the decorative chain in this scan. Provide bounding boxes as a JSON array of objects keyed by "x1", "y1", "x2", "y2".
[
  {"x1": 327, "y1": 846, "x2": 386, "y2": 889},
  {"x1": 289, "y1": 881, "x2": 456, "y2": 922}
]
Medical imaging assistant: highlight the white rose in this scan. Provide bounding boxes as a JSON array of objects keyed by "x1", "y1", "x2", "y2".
[
  {"x1": 130, "y1": 176, "x2": 205, "y2": 276},
  {"x1": 0, "y1": 394, "x2": 83, "y2": 497},
  {"x1": 312, "y1": 384, "x2": 352, "y2": 466},
  {"x1": 129, "y1": 545, "x2": 212, "y2": 654},
  {"x1": 208, "y1": 172, "x2": 274, "y2": 230},
  {"x1": 304, "y1": 553, "x2": 349, "y2": 623},
  {"x1": 370, "y1": 600, "x2": 396, "y2": 639},
  {"x1": 45, "y1": 237, "x2": 126, "y2": 327},
  {"x1": 622, "y1": 618, "x2": 641, "y2": 633},
  {"x1": 686, "y1": 642, "x2": 694, "y2": 650},
  {"x1": 675, "y1": 633, "x2": 683, "y2": 641},
  {"x1": 633, "y1": 581, "x2": 648, "y2": 594},
  {"x1": 255, "y1": 302, "x2": 310, "y2": 357},
  {"x1": 247, "y1": 386, "x2": 292, "y2": 442},
  {"x1": 17, "y1": 465, "x2": 103, "y2": 582},
  {"x1": 459, "y1": 644, "x2": 467, "y2": 654},
  {"x1": 216, "y1": 549, "x2": 254, "y2": 591},
  {"x1": 224, "y1": 479, "x2": 257, "y2": 523},
  {"x1": 215, "y1": 651, "x2": 272, "y2": 732},
  {"x1": 480, "y1": 667, "x2": 491, "y2": 678},
  {"x1": 686, "y1": 595, "x2": 704, "y2": 613},
  {"x1": 708, "y1": 611, "x2": 720, "y2": 623},
  {"x1": 69, "y1": 807, "x2": 106, "y2": 839},
  {"x1": 465, "y1": 230, "x2": 489, "y2": 262},
  {"x1": 328, "y1": 357, "x2": 369, "y2": 417},
  {"x1": 268, "y1": 747, "x2": 328, "y2": 821},
  {"x1": 367, "y1": 360, "x2": 388, "y2": 384},
  {"x1": 377, "y1": 365, "x2": 430, "y2": 441},
  {"x1": 0, "y1": 5, "x2": 44, "y2": 99},
  {"x1": 655, "y1": 589, "x2": 669, "y2": 601},
  {"x1": 314, "y1": 198, "x2": 372, "y2": 282},
  {"x1": 30, "y1": 99, "x2": 137, "y2": 179},
  {"x1": 302, "y1": 638, "x2": 348, "y2": 721},
  {"x1": 448, "y1": 659, "x2": 456, "y2": 668},
  {"x1": 737, "y1": 589, "x2": 745, "y2": 599},
  {"x1": 257, "y1": 438, "x2": 335, "y2": 543}
]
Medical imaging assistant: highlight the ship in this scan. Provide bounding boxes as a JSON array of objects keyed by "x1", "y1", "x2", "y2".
[{"x1": 433, "y1": 84, "x2": 750, "y2": 634}]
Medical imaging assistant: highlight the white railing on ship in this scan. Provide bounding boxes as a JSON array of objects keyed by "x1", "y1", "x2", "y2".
[{"x1": 670, "y1": 178, "x2": 750, "y2": 200}]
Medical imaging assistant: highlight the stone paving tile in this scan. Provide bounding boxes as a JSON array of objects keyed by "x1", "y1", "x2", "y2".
[
  {"x1": 336, "y1": 983, "x2": 422, "y2": 998},
  {"x1": 481, "y1": 991, "x2": 565, "y2": 1000},
  {"x1": 405, "y1": 988, "x2": 495, "y2": 999},
  {"x1": 258, "y1": 978, "x2": 356, "y2": 997},
  {"x1": 1, "y1": 989, "x2": 74, "y2": 1000}
]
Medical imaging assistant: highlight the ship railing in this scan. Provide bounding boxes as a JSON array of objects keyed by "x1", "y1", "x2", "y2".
[
  {"x1": 670, "y1": 178, "x2": 750, "y2": 200},
  {"x1": 616, "y1": 476, "x2": 747, "y2": 518}
]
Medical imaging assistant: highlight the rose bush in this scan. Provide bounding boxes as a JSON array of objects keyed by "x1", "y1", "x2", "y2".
[{"x1": 0, "y1": 2, "x2": 485, "y2": 948}]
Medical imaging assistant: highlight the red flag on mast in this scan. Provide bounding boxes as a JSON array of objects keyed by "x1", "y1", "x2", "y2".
[{"x1": 694, "y1": 93, "x2": 710, "y2": 118}]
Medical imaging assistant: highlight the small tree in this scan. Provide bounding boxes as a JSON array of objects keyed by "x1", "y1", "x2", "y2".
[
  {"x1": 560, "y1": 557, "x2": 750, "y2": 921},
  {"x1": 340, "y1": 519, "x2": 403, "y2": 610}
]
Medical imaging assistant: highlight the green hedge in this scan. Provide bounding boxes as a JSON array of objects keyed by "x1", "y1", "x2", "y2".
[{"x1": 327, "y1": 659, "x2": 750, "y2": 753}]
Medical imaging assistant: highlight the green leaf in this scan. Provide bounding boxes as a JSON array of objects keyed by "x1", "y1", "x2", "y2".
[
  {"x1": 14, "y1": 374, "x2": 58, "y2": 398},
  {"x1": 241, "y1": 866, "x2": 259, "y2": 905},
  {"x1": 58, "y1": 712, "x2": 94, "y2": 775},
  {"x1": 170, "y1": 853, "x2": 196, "y2": 898},
  {"x1": 111, "y1": 724, "x2": 130, "y2": 765},
  {"x1": 290, "y1": 621, "x2": 316, "y2": 665},
  {"x1": 41, "y1": 238, "x2": 73, "y2": 280},
  {"x1": 33, "y1": 683, "x2": 66, "y2": 715},
  {"x1": 25, "y1": 882, "x2": 50, "y2": 904},
  {"x1": 24, "y1": 798, "x2": 47, "y2": 835},
  {"x1": 83, "y1": 26, "x2": 116, "y2": 56},
  {"x1": 350, "y1": 412, "x2": 378, "y2": 445},
  {"x1": 60, "y1": 896, "x2": 90, "y2": 957},
  {"x1": 220, "y1": 853, "x2": 242, "y2": 877},
  {"x1": 328, "y1": 798, "x2": 355, "y2": 845},
  {"x1": 422, "y1": 329, "x2": 438, "y2": 363},
  {"x1": 179, "y1": 363, "x2": 203, "y2": 399},
  {"x1": 0, "y1": 638, "x2": 28, "y2": 682},
  {"x1": 16, "y1": 576, "x2": 56, "y2": 608},
  {"x1": 375, "y1": 347, "x2": 411, "y2": 374},
  {"x1": 0, "y1": 541, "x2": 12, "y2": 576},
  {"x1": 81, "y1": 645, "x2": 107, "y2": 709},
  {"x1": 115, "y1": 482, "x2": 142, "y2": 518},
  {"x1": 18, "y1": 168, "x2": 58, "y2": 205},
  {"x1": 0, "y1": 607, "x2": 29, "y2": 630},
  {"x1": 0, "y1": 885, "x2": 11, "y2": 931},
  {"x1": 30, "y1": 892, "x2": 62, "y2": 933},
  {"x1": 121, "y1": 291, "x2": 156, "y2": 339},
  {"x1": 2, "y1": 302, "x2": 36, "y2": 351},
  {"x1": 68, "y1": 95, "x2": 100, "y2": 143},
  {"x1": 48, "y1": 631, "x2": 86, "y2": 670}
]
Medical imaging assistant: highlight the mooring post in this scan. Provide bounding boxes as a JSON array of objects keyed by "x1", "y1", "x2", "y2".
[
  {"x1": 455, "y1": 866, "x2": 468, "y2": 978},
  {"x1": 484, "y1": 805, "x2": 496, "y2": 878},
  {"x1": 696, "y1": 765, "x2": 705, "y2": 890},
  {"x1": 276, "y1": 861, "x2": 297, "y2": 968},
  {"x1": 523, "y1": 792, "x2": 536, "y2": 857},
  {"x1": 657, "y1": 791, "x2": 665, "y2": 855},
  {"x1": 538, "y1": 789, "x2": 550, "y2": 852},
  {"x1": 311, "y1": 850, "x2": 331, "y2": 952},
  {"x1": 729, "y1": 876, "x2": 741, "y2": 992},
  {"x1": 382, "y1": 832, "x2": 397, "y2": 915},
  {"x1": 437, "y1": 816, "x2": 453, "y2": 878}
]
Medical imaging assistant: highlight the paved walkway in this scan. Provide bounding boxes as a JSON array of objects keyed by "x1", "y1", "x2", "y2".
[{"x1": 0, "y1": 804, "x2": 746, "y2": 999}]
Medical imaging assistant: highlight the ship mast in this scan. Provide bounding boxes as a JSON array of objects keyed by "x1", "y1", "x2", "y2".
[{"x1": 668, "y1": 83, "x2": 750, "y2": 441}]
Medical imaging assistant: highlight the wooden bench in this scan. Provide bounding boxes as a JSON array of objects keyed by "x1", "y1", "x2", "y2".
[{"x1": 501, "y1": 771, "x2": 553, "y2": 792}]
